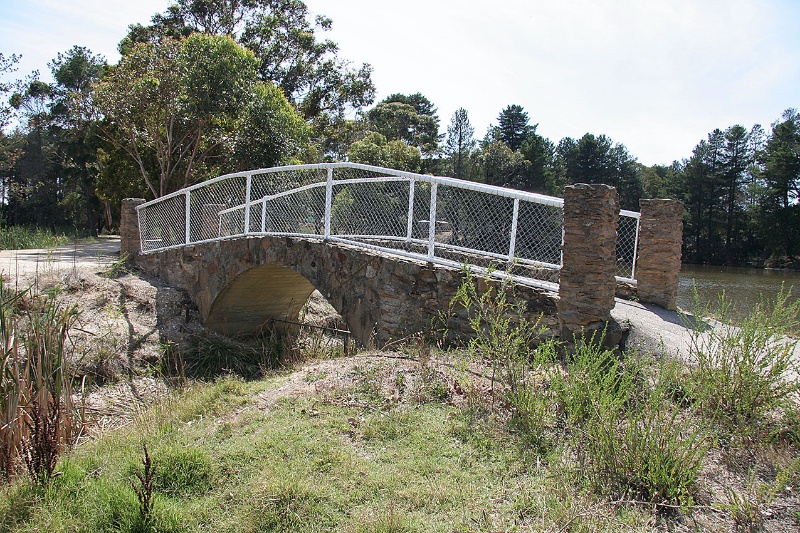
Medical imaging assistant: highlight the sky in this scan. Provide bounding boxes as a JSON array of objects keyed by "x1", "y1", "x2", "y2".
[{"x1": 1, "y1": 0, "x2": 799, "y2": 166}]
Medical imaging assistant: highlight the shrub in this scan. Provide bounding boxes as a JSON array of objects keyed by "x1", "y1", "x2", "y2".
[
  {"x1": 579, "y1": 366, "x2": 708, "y2": 505},
  {"x1": 686, "y1": 288, "x2": 800, "y2": 438},
  {"x1": 552, "y1": 340, "x2": 708, "y2": 506},
  {"x1": 449, "y1": 268, "x2": 544, "y2": 394},
  {"x1": 182, "y1": 332, "x2": 281, "y2": 379}
]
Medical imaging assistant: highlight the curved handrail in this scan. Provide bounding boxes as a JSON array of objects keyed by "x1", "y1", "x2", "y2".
[{"x1": 135, "y1": 163, "x2": 640, "y2": 291}]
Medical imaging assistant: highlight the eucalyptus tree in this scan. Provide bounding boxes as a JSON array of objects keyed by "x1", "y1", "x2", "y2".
[
  {"x1": 93, "y1": 33, "x2": 309, "y2": 198},
  {"x1": 121, "y1": 0, "x2": 375, "y2": 122},
  {"x1": 366, "y1": 93, "x2": 441, "y2": 157},
  {"x1": 347, "y1": 132, "x2": 421, "y2": 172},
  {"x1": 479, "y1": 140, "x2": 528, "y2": 187}
]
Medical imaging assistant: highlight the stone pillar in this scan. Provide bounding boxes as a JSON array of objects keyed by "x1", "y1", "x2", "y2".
[
  {"x1": 558, "y1": 184, "x2": 619, "y2": 343},
  {"x1": 636, "y1": 199, "x2": 684, "y2": 310},
  {"x1": 120, "y1": 198, "x2": 146, "y2": 258}
]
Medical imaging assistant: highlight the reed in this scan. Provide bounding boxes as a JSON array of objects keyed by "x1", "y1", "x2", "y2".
[{"x1": 0, "y1": 278, "x2": 81, "y2": 484}]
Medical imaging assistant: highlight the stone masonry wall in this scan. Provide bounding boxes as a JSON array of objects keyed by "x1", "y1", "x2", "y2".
[
  {"x1": 120, "y1": 198, "x2": 145, "y2": 259},
  {"x1": 636, "y1": 199, "x2": 684, "y2": 310},
  {"x1": 135, "y1": 236, "x2": 560, "y2": 347},
  {"x1": 558, "y1": 184, "x2": 620, "y2": 343}
]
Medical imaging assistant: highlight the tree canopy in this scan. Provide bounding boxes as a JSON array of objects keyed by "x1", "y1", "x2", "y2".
[
  {"x1": 366, "y1": 93, "x2": 441, "y2": 156},
  {"x1": 2, "y1": 3, "x2": 799, "y2": 267},
  {"x1": 93, "y1": 33, "x2": 308, "y2": 198},
  {"x1": 121, "y1": 0, "x2": 375, "y2": 121}
]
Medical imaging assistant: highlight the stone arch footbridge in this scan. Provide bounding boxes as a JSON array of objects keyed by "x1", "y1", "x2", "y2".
[{"x1": 123, "y1": 163, "x2": 683, "y2": 346}]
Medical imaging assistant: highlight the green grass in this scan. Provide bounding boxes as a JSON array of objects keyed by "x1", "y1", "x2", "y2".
[
  {"x1": 0, "y1": 372, "x2": 659, "y2": 532},
  {"x1": 0, "y1": 226, "x2": 73, "y2": 250}
]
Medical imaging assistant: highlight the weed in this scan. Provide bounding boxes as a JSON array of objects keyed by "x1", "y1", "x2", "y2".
[
  {"x1": 361, "y1": 410, "x2": 413, "y2": 441},
  {"x1": 99, "y1": 252, "x2": 131, "y2": 279},
  {"x1": 247, "y1": 475, "x2": 332, "y2": 532},
  {"x1": 181, "y1": 331, "x2": 280, "y2": 379},
  {"x1": 553, "y1": 342, "x2": 708, "y2": 506},
  {"x1": 450, "y1": 268, "x2": 544, "y2": 395},
  {"x1": 722, "y1": 457, "x2": 800, "y2": 532},
  {"x1": 132, "y1": 443, "x2": 154, "y2": 526},
  {"x1": 350, "y1": 505, "x2": 413, "y2": 533},
  {"x1": 686, "y1": 288, "x2": 800, "y2": 440},
  {"x1": 410, "y1": 365, "x2": 450, "y2": 404},
  {"x1": 0, "y1": 225, "x2": 70, "y2": 250}
]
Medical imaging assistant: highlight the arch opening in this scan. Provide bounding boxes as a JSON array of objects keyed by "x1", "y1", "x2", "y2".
[{"x1": 205, "y1": 264, "x2": 345, "y2": 337}]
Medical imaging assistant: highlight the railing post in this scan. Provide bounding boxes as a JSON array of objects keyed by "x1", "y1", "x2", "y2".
[
  {"x1": 243, "y1": 173, "x2": 252, "y2": 235},
  {"x1": 427, "y1": 183, "x2": 438, "y2": 260},
  {"x1": 121, "y1": 198, "x2": 145, "y2": 257},
  {"x1": 261, "y1": 198, "x2": 267, "y2": 233},
  {"x1": 508, "y1": 198, "x2": 519, "y2": 261},
  {"x1": 405, "y1": 179, "x2": 415, "y2": 242},
  {"x1": 558, "y1": 184, "x2": 620, "y2": 345},
  {"x1": 324, "y1": 167, "x2": 333, "y2": 239},
  {"x1": 185, "y1": 190, "x2": 191, "y2": 245},
  {"x1": 631, "y1": 216, "x2": 641, "y2": 280},
  {"x1": 636, "y1": 199, "x2": 684, "y2": 310}
]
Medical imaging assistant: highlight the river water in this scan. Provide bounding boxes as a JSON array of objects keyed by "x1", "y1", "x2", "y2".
[{"x1": 677, "y1": 264, "x2": 800, "y2": 313}]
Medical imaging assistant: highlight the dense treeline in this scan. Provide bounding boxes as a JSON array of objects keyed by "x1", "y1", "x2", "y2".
[{"x1": 1, "y1": 0, "x2": 798, "y2": 265}]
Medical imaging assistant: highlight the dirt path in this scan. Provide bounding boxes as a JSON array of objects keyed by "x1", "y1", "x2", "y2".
[
  {"x1": 0, "y1": 236, "x2": 121, "y2": 285},
  {"x1": 612, "y1": 298, "x2": 697, "y2": 358}
]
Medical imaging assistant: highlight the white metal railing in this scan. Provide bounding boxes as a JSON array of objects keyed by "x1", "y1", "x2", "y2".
[{"x1": 136, "y1": 163, "x2": 641, "y2": 291}]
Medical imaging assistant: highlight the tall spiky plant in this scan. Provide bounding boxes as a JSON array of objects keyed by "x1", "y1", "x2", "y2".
[
  {"x1": 0, "y1": 279, "x2": 24, "y2": 482},
  {"x1": 18, "y1": 290, "x2": 80, "y2": 484},
  {"x1": 0, "y1": 278, "x2": 81, "y2": 484}
]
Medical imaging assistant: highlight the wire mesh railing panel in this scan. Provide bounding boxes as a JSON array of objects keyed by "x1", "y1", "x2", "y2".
[
  {"x1": 409, "y1": 181, "x2": 432, "y2": 241},
  {"x1": 188, "y1": 176, "x2": 248, "y2": 242},
  {"x1": 616, "y1": 213, "x2": 639, "y2": 280},
  {"x1": 139, "y1": 194, "x2": 186, "y2": 252},
  {"x1": 435, "y1": 185, "x2": 514, "y2": 257},
  {"x1": 262, "y1": 185, "x2": 327, "y2": 235},
  {"x1": 514, "y1": 200, "x2": 563, "y2": 266},
  {"x1": 219, "y1": 209, "x2": 245, "y2": 238},
  {"x1": 330, "y1": 180, "x2": 410, "y2": 239},
  {"x1": 508, "y1": 262, "x2": 561, "y2": 286},
  {"x1": 333, "y1": 165, "x2": 395, "y2": 183},
  {"x1": 250, "y1": 168, "x2": 327, "y2": 200}
]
